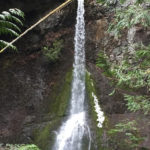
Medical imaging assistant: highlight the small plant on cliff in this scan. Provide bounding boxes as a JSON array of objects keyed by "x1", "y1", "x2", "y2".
[
  {"x1": 0, "y1": 8, "x2": 24, "y2": 51},
  {"x1": 110, "y1": 44, "x2": 150, "y2": 115},
  {"x1": 108, "y1": 5, "x2": 150, "y2": 38},
  {"x1": 42, "y1": 39, "x2": 63, "y2": 62},
  {"x1": 96, "y1": 51, "x2": 112, "y2": 76},
  {"x1": 124, "y1": 94, "x2": 150, "y2": 115},
  {"x1": 108, "y1": 120, "x2": 144, "y2": 149}
]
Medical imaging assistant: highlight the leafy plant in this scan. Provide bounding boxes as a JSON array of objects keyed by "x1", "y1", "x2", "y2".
[
  {"x1": 108, "y1": 120, "x2": 144, "y2": 149},
  {"x1": 96, "y1": 51, "x2": 112, "y2": 76},
  {"x1": 0, "y1": 8, "x2": 24, "y2": 50},
  {"x1": 113, "y1": 45, "x2": 150, "y2": 88},
  {"x1": 18, "y1": 144, "x2": 40, "y2": 150},
  {"x1": 124, "y1": 94, "x2": 150, "y2": 114},
  {"x1": 108, "y1": 5, "x2": 150, "y2": 38},
  {"x1": 3, "y1": 144, "x2": 40, "y2": 150},
  {"x1": 42, "y1": 39, "x2": 63, "y2": 62},
  {"x1": 109, "y1": 44, "x2": 150, "y2": 115},
  {"x1": 96, "y1": 0, "x2": 105, "y2": 3}
]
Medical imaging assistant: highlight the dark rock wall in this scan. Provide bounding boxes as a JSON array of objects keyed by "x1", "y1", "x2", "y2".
[{"x1": 0, "y1": 0, "x2": 75, "y2": 144}]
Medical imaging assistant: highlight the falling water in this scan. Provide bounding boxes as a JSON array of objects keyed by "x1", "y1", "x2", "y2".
[{"x1": 52, "y1": 0, "x2": 91, "y2": 150}]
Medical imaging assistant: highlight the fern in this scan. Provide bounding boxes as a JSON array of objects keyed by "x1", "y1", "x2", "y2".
[
  {"x1": 109, "y1": 44, "x2": 150, "y2": 115},
  {"x1": 0, "y1": 27, "x2": 19, "y2": 36},
  {"x1": 109, "y1": 5, "x2": 150, "y2": 38},
  {"x1": 0, "y1": 8, "x2": 24, "y2": 51},
  {"x1": 9, "y1": 8, "x2": 24, "y2": 18},
  {"x1": 42, "y1": 39, "x2": 64, "y2": 62},
  {"x1": 18, "y1": 144, "x2": 40, "y2": 150},
  {"x1": 0, "y1": 40, "x2": 17, "y2": 50},
  {"x1": 108, "y1": 120, "x2": 144, "y2": 149},
  {"x1": 0, "y1": 20, "x2": 21, "y2": 32}
]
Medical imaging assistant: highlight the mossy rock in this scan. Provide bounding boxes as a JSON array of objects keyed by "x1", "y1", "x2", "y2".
[
  {"x1": 86, "y1": 71, "x2": 109, "y2": 150},
  {"x1": 46, "y1": 70, "x2": 72, "y2": 117},
  {"x1": 33, "y1": 70, "x2": 72, "y2": 150}
]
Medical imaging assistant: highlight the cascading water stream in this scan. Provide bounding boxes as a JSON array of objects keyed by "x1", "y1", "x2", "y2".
[{"x1": 52, "y1": 0, "x2": 92, "y2": 150}]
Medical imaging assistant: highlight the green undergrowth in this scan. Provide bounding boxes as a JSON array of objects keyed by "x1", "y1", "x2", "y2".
[
  {"x1": 96, "y1": 51, "x2": 112, "y2": 77},
  {"x1": 33, "y1": 120, "x2": 58, "y2": 150},
  {"x1": 42, "y1": 39, "x2": 63, "y2": 63},
  {"x1": 0, "y1": 144, "x2": 40, "y2": 150},
  {"x1": 33, "y1": 70, "x2": 72, "y2": 150},
  {"x1": 108, "y1": 120, "x2": 145, "y2": 150},
  {"x1": 108, "y1": 4, "x2": 150, "y2": 39},
  {"x1": 86, "y1": 71, "x2": 108, "y2": 150}
]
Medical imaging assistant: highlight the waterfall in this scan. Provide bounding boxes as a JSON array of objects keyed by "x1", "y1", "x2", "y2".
[{"x1": 52, "y1": 0, "x2": 91, "y2": 150}]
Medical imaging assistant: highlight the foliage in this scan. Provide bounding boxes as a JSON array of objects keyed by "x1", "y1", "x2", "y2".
[
  {"x1": 108, "y1": 120, "x2": 144, "y2": 149},
  {"x1": 18, "y1": 144, "x2": 40, "y2": 150},
  {"x1": 96, "y1": 51, "x2": 112, "y2": 76},
  {"x1": 111, "y1": 44, "x2": 150, "y2": 114},
  {"x1": 96, "y1": 0, "x2": 105, "y2": 4},
  {"x1": 111, "y1": 45, "x2": 150, "y2": 88},
  {"x1": 124, "y1": 94, "x2": 150, "y2": 115},
  {"x1": 96, "y1": 0, "x2": 149, "y2": 5},
  {"x1": 2, "y1": 144, "x2": 40, "y2": 150},
  {"x1": 108, "y1": 5, "x2": 150, "y2": 38},
  {"x1": 119, "y1": 0, "x2": 148, "y2": 4},
  {"x1": 42, "y1": 39, "x2": 63, "y2": 62},
  {"x1": 0, "y1": 8, "x2": 24, "y2": 51}
]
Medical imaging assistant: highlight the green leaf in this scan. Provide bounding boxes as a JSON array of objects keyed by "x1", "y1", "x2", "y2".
[
  {"x1": 109, "y1": 89, "x2": 116, "y2": 96},
  {"x1": 0, "y1": 40, "x2": 17, "y2": 50},
  {"x1": 11, "y1": 16, "x2": 23, "y2": 26},
  {"x1": 0, "y1": 27, "x2": 19, "y2": 36},
  {"x1": 9, "y1": 8, "x2": 24, "y2": 18},
  {"x1": 0, "y1": 20, "x2": 21, "y2": 32}
]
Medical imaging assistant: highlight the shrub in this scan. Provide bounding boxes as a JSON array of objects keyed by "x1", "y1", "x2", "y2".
[
  {"x1": 108, "y1": 120, "x2": 144, "y2": 149},
  {"x1": 42, "y1": 39, "x2": 63, "y2": 62},
  {"x1": 108, "y1": 5, "x2": 150, "y2": 38}
]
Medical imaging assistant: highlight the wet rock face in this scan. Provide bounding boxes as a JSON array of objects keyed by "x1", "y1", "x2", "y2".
[
  {"x1": 0, "y1": 28, "x2": 74, "y2": 143},
  {"x1": 0, "y1": 0, "x2": 76, "y2": 144}
]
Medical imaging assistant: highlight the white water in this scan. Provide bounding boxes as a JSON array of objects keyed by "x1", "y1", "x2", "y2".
[{"x1": 52, "y1": 0, "x2": 91, "y2": 150}]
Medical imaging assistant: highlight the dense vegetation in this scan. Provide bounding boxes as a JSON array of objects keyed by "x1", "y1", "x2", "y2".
[
  {"x1": 2, "y1": 144, "x2": 40, "y2": 150},
  {"x1": 96, "y1": 0, "x2": 150, "y2": 149}
]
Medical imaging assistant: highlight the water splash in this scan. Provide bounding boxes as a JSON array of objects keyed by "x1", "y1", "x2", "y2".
[
  {"x1": 52, "y1": 0, "x2": 91, "y2": 150},
  {"x1": 92, "y1": 92, "x2": 105, "y2": 128}
]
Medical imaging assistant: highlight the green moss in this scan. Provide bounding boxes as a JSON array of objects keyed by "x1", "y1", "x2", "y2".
[
  {"x1": 33, "y1": 70, "x2": 72, "y2": 150},
  {"x1": 33, "y1": 120, "x2": 59, "y2": 150},
  {"x1": 47, "y1": 70, "x2": 72, "y2": 117},
  {"x1": 86, "y1": 71, "x2": 109, "y2": 150}
]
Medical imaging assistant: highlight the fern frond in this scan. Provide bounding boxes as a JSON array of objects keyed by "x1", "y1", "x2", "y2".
[
  {"x1": 0, "y1": 40, "x2": 17, "y2": 50},
  {"x1": 9, "y1": 8, "x2": 24, "y2": 18},
  {"x1": 1, "y1": 11, "x2": 12, "y2": 20},
  {"x1": 0, "y1": 27, "x2": 19, "y2": 36},
  {"x1": 0, "y1": 8, "x2": 24, "y2": 52},
  {"x1": 11, "y1": 16, "x2": 23, "y2": 26},
  {"x1": 0, "y1": 14, "x2": 6, "y2": 20},
  {"x1": 0, "y1": 20, "x2": 21, "y2": 32},
  {"x1": 0, "y1": 11, "x2": 23, "y2": 26}
]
